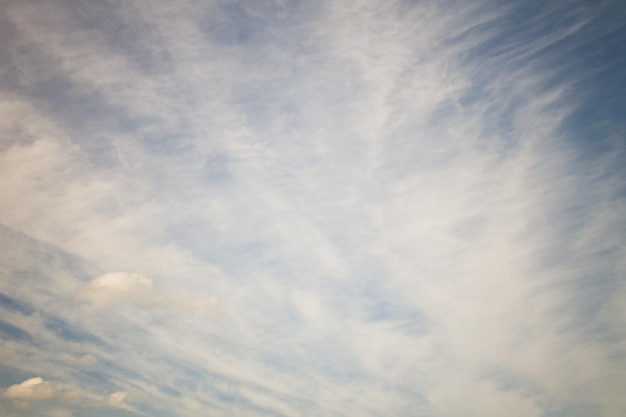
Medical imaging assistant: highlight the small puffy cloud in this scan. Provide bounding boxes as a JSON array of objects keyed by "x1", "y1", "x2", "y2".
[
  {"x1": 76, "y1": 272, "x2": 157, "y2": 310},
  {"x1": 2, "y1": 377, "x2": 135, "y2": 414},
  {"x1": 77, "y1": 272, "x2": 221, "y2": 315},
  {"x1": 4, "y1": 377, "x2": 55, "y2": 400},
  {"x1": 2, "y1": 377, "x2": 85, "y2": 403}
]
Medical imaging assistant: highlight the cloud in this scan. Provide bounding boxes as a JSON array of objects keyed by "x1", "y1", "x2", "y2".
[
  {"x1": 1, "y1": 376, "x2": 137, "y2": 415},
  {"x1": 76, "y1": 272, "x2": 220, "y2": 315},
  {"x1": 0, "y1": 0, "x2": 624, "y2": 416},
  {"x1": 4, "y1": 377, "x2": 55, "y2": 401},
  {"x1": 107, "y1": 391, "x2": 127, "y2": 407},
  {"x1": 76, "y1": 272, "x2": 157, "y2": 310}
]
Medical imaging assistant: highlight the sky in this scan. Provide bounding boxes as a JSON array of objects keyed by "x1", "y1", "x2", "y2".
[{"x1": 0, "y1": 0, "x2": 625, "y2": 416}]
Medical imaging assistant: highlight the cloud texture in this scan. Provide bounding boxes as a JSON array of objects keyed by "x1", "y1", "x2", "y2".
[{"x1": 0, "y1": 0, "x2": 625, "y2": 416}]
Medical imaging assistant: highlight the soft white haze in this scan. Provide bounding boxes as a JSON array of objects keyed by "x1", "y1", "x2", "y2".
[{"x1": 0, "y1": 1, "x2": 625, "y2": 416}]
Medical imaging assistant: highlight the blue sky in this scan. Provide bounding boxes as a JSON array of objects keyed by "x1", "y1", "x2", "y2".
[{"x1": 0, "y1": 0, "x2": 625, "y2": 416}]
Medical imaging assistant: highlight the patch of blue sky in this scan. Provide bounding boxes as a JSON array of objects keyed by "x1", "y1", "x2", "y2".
[
  {"x1": 17, "y1": 72, "x2": 106, "y2": 126},
  {"x1": 0, "y1": 293, "x2": 35, "y2": 316},
  {"x1": 42, "y1": 316, "x2": 109, "y2": 348},
  {"x1": 24, "y1": 77, "x2": 189, "y2": 164},
  {"x1": 84, "y1": 359, "x2": 145, "y2": 389},
  {"x1": 76, "y1": 368, "x2": 120, "y2": 392},
  {"x1": 63, "y1": 0, "x2": 173, "y2": 74},
  {"x1": 552, "y1": 269, "x2": 621, "y2": 328},
  {"x1": 472, "y1": 3, "x2": 586, "y2": 62},
  {"x1": 370, "y1": 304, "x2": 429, "y2": 333},
  {"x1": 0, "y1": 319, "x2": 33, "y2": 343},
  {"x1": 231, "y1": 83, "x2": 303, "y2": 131},
  {"x1": 448, "y1": 5, "x2": 596, "y2": 97},
  {"x1": 551, "y1": 20, "x2": 626, "y2": 162},
  {"x1": 202, "y1": 0, "x2": 319, "y2": 50},
  {"x1": 345, "y1": 273, "x2": 430, "y2": 328},
  {"x1": 478, "y1": 364, "x2": 548, "y2": 399},
  {"x1": 201, "y1": 152, "x2": 233, "y2": 182},
  {"x1": 1, "y1": 54, "x2": 187, "y2": 171},
  {"x1": 212, "y1": 394, "x2": 287, "y2": 417},
  {"x1": 158, "y1": 384, "x2": 182, "y2": 398},
  {"x1": 444, "y1": 0, "x2": 625, "y2": 328},
  {"x1": 528, "y1": 203, "x2": 620, "y2": 273},
  {"x1": 0, "y1": 364, "x2": 34, "y2": 389},
  {"x1": 158, "y1": 357, "x2": 217, "y2": 386},
  {"x1": 204, "y1": 1, "x2": 271, "y2": 46}
]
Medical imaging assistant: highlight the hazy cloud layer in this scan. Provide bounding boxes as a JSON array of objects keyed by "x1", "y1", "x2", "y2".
[{"x1": 0, "y1": 0, "x2": 625, "y2": 416}]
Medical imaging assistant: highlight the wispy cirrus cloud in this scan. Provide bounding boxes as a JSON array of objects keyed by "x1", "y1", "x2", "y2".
[{"x1": 0, "y1": 0, "x2": 624, "y2": 416}]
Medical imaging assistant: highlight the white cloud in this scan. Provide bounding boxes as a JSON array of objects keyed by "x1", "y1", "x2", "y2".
[
  {"x1": 1, "y1": 376, "x2": 138, "y2": 416},
  {"x1": 76, "y1": 272, "x2": 220, "y2": 315},
  {"x1": 76, "y1": 272, "x2": 158, "y2": 310},
  {"x1": 4, "y1": 377, "x2": 55, "y2": 401}
]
